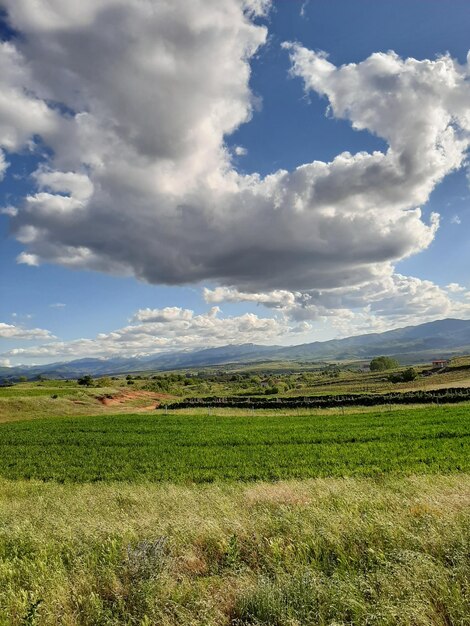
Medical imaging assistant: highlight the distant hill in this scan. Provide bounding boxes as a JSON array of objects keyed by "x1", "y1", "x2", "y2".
[
  {"x1": 273, "y1": 318, "x2": 470, "y2": 362},
  {"x1": 2, "y1": 318, "x2": 470, "y2": 381}
]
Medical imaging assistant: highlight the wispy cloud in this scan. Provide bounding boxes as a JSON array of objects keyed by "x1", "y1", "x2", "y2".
[{"x1": 300, "y1": 0, "x2": 310, "y2": 18}]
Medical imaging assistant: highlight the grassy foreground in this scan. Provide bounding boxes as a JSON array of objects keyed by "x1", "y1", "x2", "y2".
[
  {"x1": 0, "y1": 406, "x2": 468, "y2": 481},
  {"x1": 0, "y1": 474, "x2": 468, "y2": 625}
]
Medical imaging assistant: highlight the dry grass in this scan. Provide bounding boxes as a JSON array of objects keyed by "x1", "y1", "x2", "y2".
[{"x1": 0, "y1": 474, "x2": 468, "y2": 625}]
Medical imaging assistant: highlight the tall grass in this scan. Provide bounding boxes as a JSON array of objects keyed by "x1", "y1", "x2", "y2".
[{"x1": 0, "y1": 475, "x2": 468, "y2": 625}]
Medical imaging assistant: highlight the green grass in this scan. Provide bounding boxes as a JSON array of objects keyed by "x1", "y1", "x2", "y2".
[
  {"x1": 0, "y1": 405, "x2": 468, "y2": 482},
  {"x1": 0, "y1": 475, "x2": 468, "y2": 625}
]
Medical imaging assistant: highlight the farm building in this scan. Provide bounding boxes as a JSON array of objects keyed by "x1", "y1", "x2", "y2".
[{"x1": 432, "y1": 359, "x2": 449, "y2": 369}]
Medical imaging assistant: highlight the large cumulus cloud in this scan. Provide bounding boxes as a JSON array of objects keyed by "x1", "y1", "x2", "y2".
[{"x1": 0, "y1": 0, "x2": 469, "y2": 294}]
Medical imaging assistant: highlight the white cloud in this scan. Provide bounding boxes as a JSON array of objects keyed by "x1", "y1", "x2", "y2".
[
  {"x1": 234, "y1": 145, "x2": 247, "y2": 156},
  {"x1": 446, "y1": 282, "x2": 466, "y2": 293},
  {"x1": 11, "y1": 312, "x2": 33, "y2": 320},
  {"x1": 300, "y1": 1, "x2": 310, "y2": 19},
  {"x1": 0, "y1": 205, "x2": 17, "y2": 216},
  {"x1": 329, "y1": 273, "x2": 470, "y2": 326},
  {"x1": 1, "y1": 1, "x2": 469, "y2": 366},
  {"x1": 34, "y1": 168, "x2": 94, "y2": 202},
  {"x1": 0, "y1": 322, "x2": 54, "y2": 340},
  {"x1": 451, "y1": 214, "x2": 461, "y2": 224},
  {"x1": 0, "y1": 1, "x2": 466, "y2": 297},
  {"x1": 16, "y1": 252, "x2": 40, "y2": 266},
  {"x1": 50, "y1": 302, "x2": 66, "y2": 308},
  {"x1": 204, "y1": 286, "x2": 299, "y2": 308},
  {"x1": 0, "y1": 41, "x2": 60, "y2": 150},
  {"x1": 1, "y1": 306, "x2": 304, "y2": 362},
  {"x1": 131, "y1": 306, "x2": 195, "y2": 324},
  {"x1": 286, "y1": 44, "x2": 470, "y2": 195},
  {"x1": 0, "y1": 149, "x2": 8, "y2": 179},
  {"x1": 204, "y1": 273, "x2": 470, "y2": 334},
  {"x1": 242, "y1": 0, "x2": 271, "y2": 17}
]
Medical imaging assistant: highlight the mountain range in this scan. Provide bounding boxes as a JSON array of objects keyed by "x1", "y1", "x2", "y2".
[{"x1": 2, "y1": 318, "x2": 470, "y2": 381}]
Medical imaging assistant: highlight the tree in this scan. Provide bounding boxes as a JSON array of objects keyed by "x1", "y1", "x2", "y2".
[
  {"x1": 369, "y1": 356, "x2": 399, "y2": 372},
  {"x1": 78, "y1": 374, "x2": 94, "y2": 387}
]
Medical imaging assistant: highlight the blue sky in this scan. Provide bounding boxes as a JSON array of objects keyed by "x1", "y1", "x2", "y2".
[{"x1": 1, "y1": 0, "x2": 470, "y2": 365}]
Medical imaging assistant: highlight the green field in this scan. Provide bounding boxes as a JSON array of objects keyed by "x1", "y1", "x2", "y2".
[
  {"x1": 0, "y1": 405, "x2": 468, "y2": 482},
  {"x1": 1, "y1": 381, "x2": 469, "y2": 625}
]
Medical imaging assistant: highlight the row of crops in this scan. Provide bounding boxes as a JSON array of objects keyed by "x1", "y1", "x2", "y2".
[{"x1": 167, "y1": 387, "x2": 470, "y2": 409}]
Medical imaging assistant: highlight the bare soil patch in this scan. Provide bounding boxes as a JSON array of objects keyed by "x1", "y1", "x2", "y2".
[{"x1": 97, "y1": 390, "x2": 175, "y2": 410}]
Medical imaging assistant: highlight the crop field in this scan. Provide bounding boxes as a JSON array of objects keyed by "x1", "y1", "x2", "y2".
[{"x1": 0, "y1": 405, "x2": 468, "y2": 482}]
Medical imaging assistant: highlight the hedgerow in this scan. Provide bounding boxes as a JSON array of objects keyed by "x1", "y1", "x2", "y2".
[{"x1": 167, "y1": 387, "x2": 470, "y2": 409}]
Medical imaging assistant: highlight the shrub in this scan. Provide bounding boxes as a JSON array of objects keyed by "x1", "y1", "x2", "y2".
[
  {"x1": 389, "y1": 368, "x2": 418, "y2": 383},
  {"x1": 402, "y1": 367, "x2": 418, "y2": 382}
]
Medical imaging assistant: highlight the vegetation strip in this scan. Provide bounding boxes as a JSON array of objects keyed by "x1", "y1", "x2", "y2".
[{"x1": 168, "y1": 386, "x2": 470, "y2": 409}]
